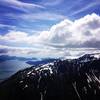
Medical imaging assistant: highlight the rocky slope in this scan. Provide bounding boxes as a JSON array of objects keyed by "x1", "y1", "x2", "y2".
[{"x1": 0, "y1": 54, "x2": 100, "y2": 100}]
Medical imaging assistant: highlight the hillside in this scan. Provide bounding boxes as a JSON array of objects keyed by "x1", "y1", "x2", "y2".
[{"x1": 0, "y1": 54, "x2": 100, "y2": 100}]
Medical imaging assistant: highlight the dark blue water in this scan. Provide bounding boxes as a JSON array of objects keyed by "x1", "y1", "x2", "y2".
[{"x1": 0, "y1": 60, "x2": 31, "y2": 82}]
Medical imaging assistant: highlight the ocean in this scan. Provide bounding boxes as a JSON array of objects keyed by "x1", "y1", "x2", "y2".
[{"x1": 0, "y1": 60, "x2": 31, "y2": 82}]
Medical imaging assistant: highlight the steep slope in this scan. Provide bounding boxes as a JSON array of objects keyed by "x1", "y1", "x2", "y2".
[{"x1": 0, "y1": 54, "x2": 100, "y2": 100}]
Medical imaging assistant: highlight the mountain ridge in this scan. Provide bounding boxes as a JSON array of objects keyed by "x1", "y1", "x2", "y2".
[{"x1": 0, "y1": 53, "x2": 100, "y2": 100}]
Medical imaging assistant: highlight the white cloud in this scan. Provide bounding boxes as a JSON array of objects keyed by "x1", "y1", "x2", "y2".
[
  {"x1": 41, "y1": 13, "x2": 100, "y2": 47},
  {"x1": 0, "y1": 13, "x2": 100, "y2": 57},
  {"x1": 22, "y1": 12, "x2": 66, "y2": 21},
  {"x1": 0, "y1": 31, "x2": 29, "y2": 42},
  {"x1": 0, "y1": 45, "x2": 68, "y2": 58},
  {"x1": 7, "y1": 12, "x2": 66, "y2": 22},
  {"x1": 0, "y1": 45, "x2": 100, "y2": 58},
  {"x1": 42, "y1": 0, "x2": 63, "y2": 6},
  {"x1": 0, "y1": 24, "x2": 16, "y2": 29}
]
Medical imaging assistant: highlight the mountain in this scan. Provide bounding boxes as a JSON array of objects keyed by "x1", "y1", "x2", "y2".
[
  {"x1": 0, "y1": 55, "x2": 57, "y2": 65},
  {"x1": 26, "y1": 58, "x2": 58, "y2": 66},
  {"x1": 0, "y1": 55, "x2": 35, "y2": 62},
  {"x1": 0, "y1": 54, "x2": 100, "y2": 100},
  {"x1": 0, "y1": 55, "x2": 57, "y2": 82},
  {"x1": 78, "y1": 53, "x2": 100, "y2": 62}
]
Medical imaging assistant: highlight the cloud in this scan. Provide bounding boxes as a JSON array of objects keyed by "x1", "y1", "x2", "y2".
[
  {"x1": 0, "y1": 13, "x2": 100, "y2": 57},
  {"x1": 6, "y1": 12, "x2": 66, "y2": 22},
  {"x1": 70, "y1": 1, "x2": 100, "y2": 16},
  {"x1": 41, "y1": 13, "x2": 100, "y2": 48},
  {"x1": 0, "y1": 45, "x2": 100, "y2": 58},
  {"x1": 0, "y1": 45, "x2": 68, "y2": 58},
  {"x1": 21, "y1": 12, "x2": 66, "y2": 21},
  {"x1": 0, "y1": 31, "x2": 29, "y2": 42},
  {"x1": 1, "y1": 0, "x2": 44, "y2": 12},
  {"x1": 0, "y1": 24, "x2": 16, "y2": 30},
  {"x1": 42, "y1": 0, "x2": 63, "y2": 6}
]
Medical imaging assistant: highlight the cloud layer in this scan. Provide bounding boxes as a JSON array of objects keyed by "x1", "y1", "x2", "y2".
[{"x1": 0, "y1": 13, "x2": 100, "y2": 58}]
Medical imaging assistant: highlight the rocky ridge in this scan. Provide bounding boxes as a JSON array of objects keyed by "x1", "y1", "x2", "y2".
[{"x1": 0, "y1": 53, "x2": 100, "y2": 100}]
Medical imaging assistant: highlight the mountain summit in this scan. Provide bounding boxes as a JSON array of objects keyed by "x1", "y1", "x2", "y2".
[{"x1": 0, "y1": 54, "x2": 100, "y2": 100}]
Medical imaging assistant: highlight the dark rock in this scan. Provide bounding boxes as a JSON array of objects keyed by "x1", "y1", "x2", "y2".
[{"x1": 0, "y1": 54, "x2": 100, "y2": 100}]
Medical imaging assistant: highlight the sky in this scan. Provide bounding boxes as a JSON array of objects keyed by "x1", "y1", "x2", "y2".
[{"x1": 0, "y1": 0, "x2": 100, "y2": 58}]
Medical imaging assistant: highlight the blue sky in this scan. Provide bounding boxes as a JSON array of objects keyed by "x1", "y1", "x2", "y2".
[
  {"x1": 0, "y1": 0, "x2": 100, "y2": 58},
  {"x1": 0, "y1": 0, "x2": 100, "y2": 34}
]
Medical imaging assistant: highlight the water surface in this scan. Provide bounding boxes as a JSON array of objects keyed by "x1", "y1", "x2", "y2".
[{"x1": 0, "y1": 60, "x2": 31, "y2": 82}]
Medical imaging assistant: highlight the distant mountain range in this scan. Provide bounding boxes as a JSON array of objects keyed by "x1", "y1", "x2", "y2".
[
  {"x1": 0, "y1": 53, "x2": 100, "y2": 100},
  {"x1": 26, "y1": 58, "x2": 58, "y2": 66},
  {"x1": 0, "y1": 55, "x2": 36, "y2": 62},
  {"x1": 0, "y1": 55, "x2": 58, "y2": 82},
  {"x1": 0, "y1": 55, "x2": 58, "y2": 66}
]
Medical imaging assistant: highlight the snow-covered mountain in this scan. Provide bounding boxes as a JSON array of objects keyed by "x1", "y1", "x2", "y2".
[
  {"x1": 0, "y1": 54, "x2": 100, "y2": 100},
  {"x1": 0, "y1": 55, "x2": 57, "y2": 82},
  {"x1": 78, "y1": 53, "x2": 100, "y2": 62}
]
